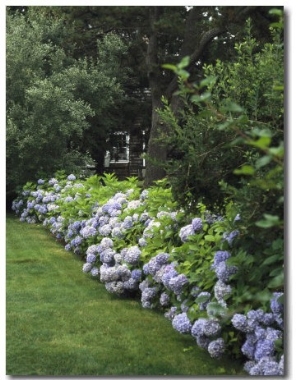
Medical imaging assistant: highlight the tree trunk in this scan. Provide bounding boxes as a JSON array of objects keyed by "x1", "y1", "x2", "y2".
[
  {"x1": 143, "y1": 7, "x2": 167, "y2": 187},
  {"x1": 143, "y1": 6, "x2": 256, "y2": 187}
]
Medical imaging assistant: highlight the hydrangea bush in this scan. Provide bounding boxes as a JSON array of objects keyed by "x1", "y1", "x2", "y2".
[{"x1": 12, "y1": 172, "x2": 284, "y2": 375}]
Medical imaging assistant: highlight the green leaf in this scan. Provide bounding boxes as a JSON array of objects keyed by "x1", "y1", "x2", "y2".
[
  {"x1": 234, "y1": 165, "x2": 255, "y2": 175},
  {"x1": 221, "y1": 102, "x2": 244, "y2": 113},
  {"x1": 268, "y1": 272, "x2": 284, "y2": 289},
  {"x1": 256, "y1": 214, "x2": 280, "y2": 228},
  {"x1": 262, "y1": 254, "x2": 281, "y2": 266},
  {"x1": 255, "y1": 155, "x2": 272, "y2": 169},
  {"x1": 199, "y1": 76, "x2": 217, "y2": 88},
  {"x1": 162, "y1": 63, "x2": 177, "y2": 72},
  {"x1": 190, "y1": 92, "x2": 211, "y2": 103},
  {"x1": 248, "y1": 136, "x2": 272, "y2": 149},
  {"x1": 204, "y1": 235, "x2": 215, "y2": 242},
  {"x1": 177, "y1": 56, "x2": 190, "y2": 69}
]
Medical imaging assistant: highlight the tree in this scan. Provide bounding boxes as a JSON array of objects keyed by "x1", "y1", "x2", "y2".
[{"x1": 6, "y1": 8, "x2": 126, "y2": 200}]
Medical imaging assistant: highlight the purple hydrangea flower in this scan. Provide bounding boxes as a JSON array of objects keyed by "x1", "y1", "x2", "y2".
[
  {"x1": 90, "y1": 267, "x2": 99, "y2": 277},
  {"x1": 122, "y1": 216, "x2": 133, "y2": 229},
  {"x1": 131, "y1": 269, "x2": 142, "y2": 281},
  {"x1": 231, "y1": 313, "x2": 249, "y2": 333},
  {"x1": 82, "y1": 263, "x2": 93, "y2": 273},
  {"x1": 172, "y1": 312, "x2": 192, "y2": 334},
  {"x1": 214, "y1": 261, "x2": 237, "y2": 282},
  {"x1": 223, "y1": 230, "x2": 239, "y2": 246},
  {"x1": 196, "y1": 335, "x2": 210, "y2": 349},
  {"x1": 214, "y1": 280, "x2": 232, "y2": 304},
  {"x1": 86, "y1": 253, "x2": 97, "y2": 263},
  {"x1": 207, "y1": 338, "x2": 225, "y2": 358},
  {"x1": 179, "y1": 224, "x2": 195, "y2": 242},
  {"x1": 168, "y1": 273, "x2": 189, "y2": 295},
  {"x1": 161, "y1": 264, "x2": 178, "y2": 289},
  {"x1": 67, "y1": 174, "x2": 76, "y2": 181},
  {"x1": 211, "y1": 251, "x2": 231, "y2": 269},
  {"x1": 192, "y1": 217, "x2": 203, "y2": 231},
  {"x1": 270, "y1": 292, "x2": 284, "y2": 315},
  {"x1": 99, "y1": 224, "x2": 112, "y2": 236},
  {"x1": 191, "y1": 318, "x2": 221, "y2": 338},
  {"x1": 164, "y1": 306, "x2": 177, "y2": 321},
  {"x1": 160, "y1": 292, "x2": 170, "y2": 307},
  {"x1": 99, "y1": 237, "x2": 114, "y2": 251},
  {"x1": 124, "y1": 246, "x2": 141, "y2": 265},
  {"x1": 100, "y1": 248, "x2": 115, "y2": 264}
]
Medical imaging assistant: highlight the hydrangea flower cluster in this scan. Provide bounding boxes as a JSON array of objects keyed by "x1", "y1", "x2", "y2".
[
  {"x1": 211, "y1": 251, "x2": 237, "y2": 307},
  {"x1": 231, "y1": 293, "x2": 284, "y2": 375}
]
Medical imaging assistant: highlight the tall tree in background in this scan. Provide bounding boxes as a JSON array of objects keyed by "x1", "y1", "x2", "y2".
[
  {"x1": 7, "y1": 6, "x2": 277, "y2": 196},
  {"x1": 6, "y1": 7, "x2": 126, "y2": 199}
]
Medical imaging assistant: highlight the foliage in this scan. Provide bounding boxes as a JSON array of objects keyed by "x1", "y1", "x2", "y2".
[
  {"x1": 159, "y1": 17, "x2": 283, "y2": 213},
  {"x1": 6, "y1": 8, "x2": 127, "y2": 198}
]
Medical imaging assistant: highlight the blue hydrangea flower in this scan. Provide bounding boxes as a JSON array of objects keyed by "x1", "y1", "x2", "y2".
[
  {"x1": 86, "y1": 253, "x2": 97, "y2": 263},
  {"x1": 98, "y1": 224, "x2": 112, "y2": 236},
  {"x1": 140, "y1": 189, "x2": 149, "y2": 200},
  {"x1": 48, "y1": 178, "x2": 58, "y2": 186},
  {"x1": 214, "y1": 261, "x2": 237, "y2": 282},
  {"x1": 131, "y1": 269, "x2": 142, "y2": 281},
  {"x1": 179, "y1": 224, "x2": 195, "y2": 242},
  {"x1": 142, "y1": 263, "x2": 150, "y2": 275},
  {"x1": 231, "y1": 313, "x2": 249, "y2": 333},
  {"x1": 249, "y1": 357, "x2": 281, "y2": 376},
  {"x1": 207, "y1": 338, "x2": 225, "y2": 358},
  {"x1": 160, "y1": 292, "x2": 170, "y2": 307},
  {"x1": 124, "y1": 246, "x2": 141, "y2": 265},
  {"x1": 191, "y1": 217, "x2": 203, "y2": 231},
  {"x1": 67, "y1": 174, "x2": 76, "y2": 181},
  {"x1": 196, "y1": 335, "x2": 210, "y2": 349},
  {"x1": 37, "y1": 179, "x2": 45, "y2": 185},
  {"x1": 168, "y1": 273, "x2": 189, "y2": 295},
  {"x1": 223, "y1": 230, "x2": 239, "y2": 246},
  {"x1": 191, "y1": 318, "x2": 206, "y2": 338},
  {"x1": 161, "y1": 264, "x2": 178, "y2": 289},
  {"x1": 122, "y1": 216, "x2": 133, "y2": 229},
  {"x1": 254, "y1": 339, "x2": 275, "y2": 361},
  {"x1": 116, "y1": 264, "x2": 131, "y2": 281},
  {"x1": 191, "y1": 318, "x2": 221, "y2": 338},
  {"x1": 111, "y1": 227, "x2": 124, "y2": 239},
  {"x1": 139, "y1": 279, "x2": 150, "y2": 292},
  {"x1": 123, "y1": 278, "x2": 139, "y2": 291},
  {"x1": 105, "y1": 281, "x2": 124, "y2": 295},
  {"x1": 100, "y1": 248, "x2": 115, "y2": 264},
  {"x1": 138, "y1": 237, "x2": 147, "y2": 247},
  {"x1": 270, "y1": 292, "x2": 284, "y2": 315},
  {"x1": 211, "y1": 251, "x2": 231, "y2": 269},
  {"x1": 99, "y1": 237, "x2": 114, "y2": 251},
  {"x1": 172, "y1": 312, "x2": 192, "y2": 334},
  {"x1": 214, "y1": 280, "x2": 232, "y2": 305},
  {"x1": 164, "y1": 306, "x2": 177, "y2": 321},
  {"x1": 241, "y1": 336, "x2": 256, "y2": 360},
  {"x1": 82, "y1": 263, "x2": 93, "y2": 273},
  {"x1": 81, "y1": 225, "x2": 97, "y2": 238},
  {"x1": 90, "y1": 267, "x2": 99, "y2": 277}
]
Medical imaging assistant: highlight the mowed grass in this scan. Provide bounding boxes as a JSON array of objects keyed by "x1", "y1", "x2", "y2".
[{"x1": 6, "y1": 214, "x2": 245, "y2": 376}]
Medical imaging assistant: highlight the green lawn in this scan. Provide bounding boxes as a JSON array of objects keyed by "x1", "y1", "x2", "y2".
[{"x1": 6, "y1": 214, "x2": 245, "y2": 376}]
